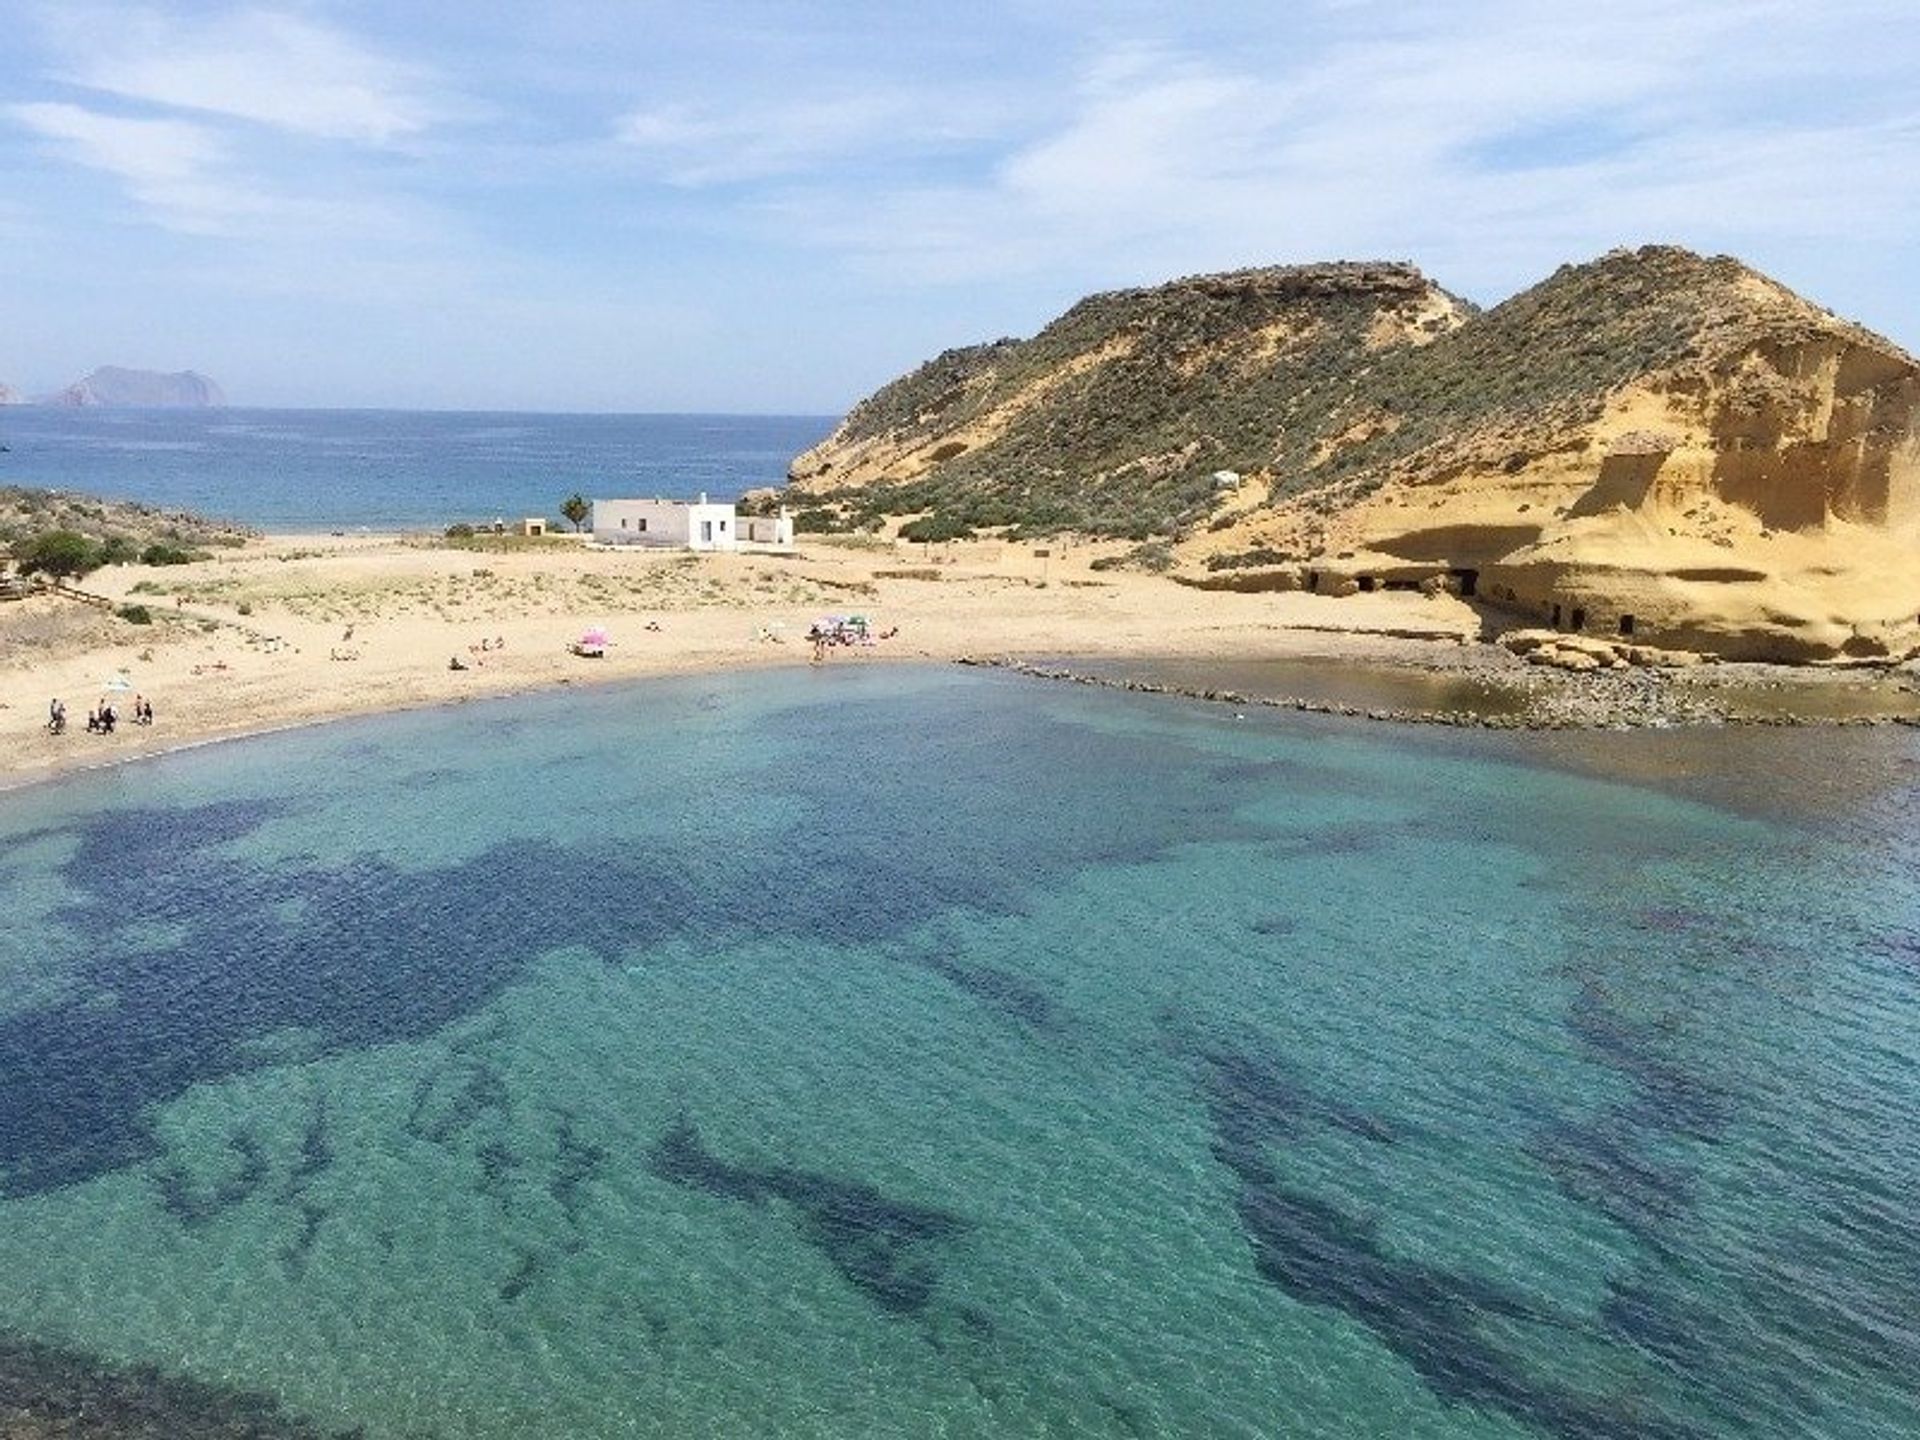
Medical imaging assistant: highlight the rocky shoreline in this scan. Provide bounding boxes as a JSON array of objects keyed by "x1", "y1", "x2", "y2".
[{"x1": 959, "y1": 655, "x2": 1920, "y2": 731}]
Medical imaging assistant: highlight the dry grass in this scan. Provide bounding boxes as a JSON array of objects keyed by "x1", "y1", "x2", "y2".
[{"x1": 128, "y1": 557, "x2": 843, "y2": 625}]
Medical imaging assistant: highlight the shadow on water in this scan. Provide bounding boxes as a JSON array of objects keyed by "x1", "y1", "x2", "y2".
[
  {"x1": 1193, "y1": 1038, "x2": 1706, "y2": 1440},
  {"x1": 649, "y1": 1114, "x2": 968, "y2": 1319}
]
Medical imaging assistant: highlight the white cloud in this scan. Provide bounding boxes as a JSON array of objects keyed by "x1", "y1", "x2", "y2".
[
  {"x1": 49, "y1": 7, "x2": 445, "y2": 145},
  {"x1": 613, "y1": 87, "x2": 1005, "y2": 186},
  {"x1": 8, "y1": 100, "x2": 222, "y2": 183},
  {"x1": 6, "y1": 101, "x2": 246, "y2": 232},
  {"x1": 771, "y1": 0, "x2": 1920, "y2": 309},
  {"x1": 7, "y1": 99, "x2": 440, "y2": 241}
]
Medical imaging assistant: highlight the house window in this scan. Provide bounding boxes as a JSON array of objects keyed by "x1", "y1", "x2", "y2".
[
  {"x1": 637, "y1": 518, "x2": 648, "y2": 532},
  {"x1": 620, "y1": 517, "x2": 627, "y2": 528}
]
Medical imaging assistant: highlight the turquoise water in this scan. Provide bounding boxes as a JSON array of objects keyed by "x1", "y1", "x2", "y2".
[
  {"x1": 1, "y1": 667, "x2": 1917, "y2": 1438},
  {"x1": 0, "y1": 409, "x2": 834, "y2": 531}
]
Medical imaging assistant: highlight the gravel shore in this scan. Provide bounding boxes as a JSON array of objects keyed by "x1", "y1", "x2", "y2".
[{"x1": 963, "y1": 655, "x2": 1920, "y2": 730}]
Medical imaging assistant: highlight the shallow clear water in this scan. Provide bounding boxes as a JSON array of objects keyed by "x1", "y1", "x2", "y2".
[
  {"x1": 0, "y1": 409, "x2": 834, "y2": 531},
  {"x1": 1, "y1": 667, "x2": 1916, "y2": 1438}
]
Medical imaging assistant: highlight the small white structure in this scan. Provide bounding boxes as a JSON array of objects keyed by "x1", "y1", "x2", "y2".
[
  {"x1": 591, "y1": 494, "x2": 793, "y2": 551},
  {"x1": 738, "y1": 510, "x2": 795, "y2": 547},
  {"x1": 593, "y1": 493, "x2": 739, "y2": 551}
]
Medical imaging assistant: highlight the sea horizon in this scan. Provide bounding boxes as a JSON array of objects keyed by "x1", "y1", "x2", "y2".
[{"x1": 0, "y1": 407, "x2": 838, "y2": 533}]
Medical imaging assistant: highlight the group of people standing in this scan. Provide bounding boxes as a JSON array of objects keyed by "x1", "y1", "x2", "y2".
[{"x1": 46, "y1": 694, "x2": 154, "y2": 735}]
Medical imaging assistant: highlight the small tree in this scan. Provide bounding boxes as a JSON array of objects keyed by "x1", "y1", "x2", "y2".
[
  {"x1": 560, "y1": 494, "x2": 590, "y2": 532},
  {"x1": 13, "y1": 530, "x2": 103, "y2": 581}
]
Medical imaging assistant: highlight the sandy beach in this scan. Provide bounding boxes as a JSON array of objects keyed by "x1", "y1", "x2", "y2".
[
  {"x1": 0, "y1": 531, "x2": 1495, "y2": 788},
  {"x1": 5, "y1": 530, "x2": 1917, "y2": 791}
]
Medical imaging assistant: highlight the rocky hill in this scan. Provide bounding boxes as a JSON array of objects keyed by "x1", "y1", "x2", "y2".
[
  {"x1": 791, "y1": 247, "x2": 1920, "y2": 661},
  {"x1": 0, "y1": 486, "x2": 254, "y2": 553},
  {"x1": 790, "y1": 263, "x2": 1473, "y2": 539},
  {"x1": 48, "y1": 366, "x2": 226, "y2": 408}
]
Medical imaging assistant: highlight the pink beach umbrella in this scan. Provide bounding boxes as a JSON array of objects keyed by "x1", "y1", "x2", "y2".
[{"x1": 579, "y1": 627, "x2": 609, "y2": 648}]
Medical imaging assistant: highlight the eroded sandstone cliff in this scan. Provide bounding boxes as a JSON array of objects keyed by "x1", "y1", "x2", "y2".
[{"x1": 793, "y1": 247, "x2": 1920, "y2": 661}]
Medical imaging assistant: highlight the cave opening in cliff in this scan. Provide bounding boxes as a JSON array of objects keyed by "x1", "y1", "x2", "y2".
[
  {"x1": 1619, "y1": 614, "x2": 1636, "y2": 636},
  {"x1": 1452, "y1": 569, "x2": 1479, "y2": 598},
  {"x1": 1357, "y1": 576, "x2": 1376, "y2": 593},
  {"x1": 1571, "y1": 607, "x2": 1587, "y2": 631},
  {"x1": 1551, "y1": 603, "x2": 1563, "y2": 628}
]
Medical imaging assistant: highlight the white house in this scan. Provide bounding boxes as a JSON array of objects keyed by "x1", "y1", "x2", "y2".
[
  {"x1": 592, "y1": 493, "x2": 737, "y2": 550},
  {"x1": 591, "y1": 494, "x2": 793, "y2": 551}
]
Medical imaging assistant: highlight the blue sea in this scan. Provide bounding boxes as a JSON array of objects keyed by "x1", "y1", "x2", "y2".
[
  {"x1": 1, "y1": 664, "x2": 1917, "y2": 1438},
  {"x1": 0, "y1": 408, "x2": 835, "y2": 531}
]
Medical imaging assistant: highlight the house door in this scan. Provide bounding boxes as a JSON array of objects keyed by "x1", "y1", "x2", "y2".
[{"x1": 700, "y1": 521, "x2": 712, "y2": 544}]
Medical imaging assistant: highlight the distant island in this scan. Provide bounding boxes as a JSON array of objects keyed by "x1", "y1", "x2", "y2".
[
  {"x1": 45, "y1": 366, "x2": 226, "y2": 408},
  {"x1": 786, "y1": 245, "x2": 1920, "y2": 663}
]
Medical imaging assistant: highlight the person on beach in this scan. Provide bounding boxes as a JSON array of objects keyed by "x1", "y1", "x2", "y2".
[{"x1": 48, "y1": 698, "x2": 66, "y2": 734}]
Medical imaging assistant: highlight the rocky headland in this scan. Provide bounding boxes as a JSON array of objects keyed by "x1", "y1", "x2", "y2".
[
  {"x1": 44, "y1": 366, "x2": 226, "y2": 408},
  {"x1": 790, "y1": 246, "x2": 1920, "y2": 664}
]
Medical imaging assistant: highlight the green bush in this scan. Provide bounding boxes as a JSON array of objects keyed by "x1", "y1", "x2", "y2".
[
  {"x1": 445, "y1": 523, "x2": 476, "y2": 540},
  {"x1": 116, "y1": 604, "x2": 154, "y2": 625},
  {"x1": 12, "y1": 530, "x2": 103, "y2": 579},
  {"x1": 140, "y1": 542, "x2": 205, "y2": 566},
  {"x1": 899, "y1": 513, "x2": 976, "y2": 543},
  {"x1": 792, "y1": 507, "x2": 851, "y2": 534},
  {"x1": 1130, "y1": 541, "x2": 1176, "y2": 572}
]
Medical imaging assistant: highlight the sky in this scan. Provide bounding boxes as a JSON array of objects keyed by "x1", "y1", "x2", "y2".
[{"x1": 2, "y1": 1, "x2": 1917, "y2": 413}]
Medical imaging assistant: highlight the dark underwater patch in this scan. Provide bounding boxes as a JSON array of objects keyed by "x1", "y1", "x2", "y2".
[
  {"x1": 1202, "y1": 1047, "x2": 1402, "y2": 1155},
  {"x1": 648, "y1": 1115, "x2": 967, "y2": 1317},
  {"x1": 1525, "y1": 1117, "x2": 1694, "y2": 1258},
  {"x1": 282, "y1": 1200, "x2": 329, "y2": 1281},
  {"x1": 1565, "y1": 985, "x2": 1731, "y2": 1144},
  {"x1": 1196, "y1": 1043, "x2": 1702, "y2": 1440},
  {"x1": 153, "y1": 1130, "x2": 272, "y2": 1227},
  {"x1": 499, "y1": 1248, "x2": 546, "y2": 1304},
  {"x1": 0, "y1": 1329, "x2": 364, "y2": 1438},
  {"x1": 2, "y1": 687, "x2": 1258, "y2": 1201},
  {"x1": 405, "y1": 1055, "x2": 511, "y2": 1148},
  {"x1": 284, "y1": 1097, "x2": 334, "y2": 1197},
  {"x1": 550, "y1": 1111, "x2": 607, "y2": 1229},
  {"x1": 921, "y1": 952, "x2": 1061, "y2": 1029}
]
